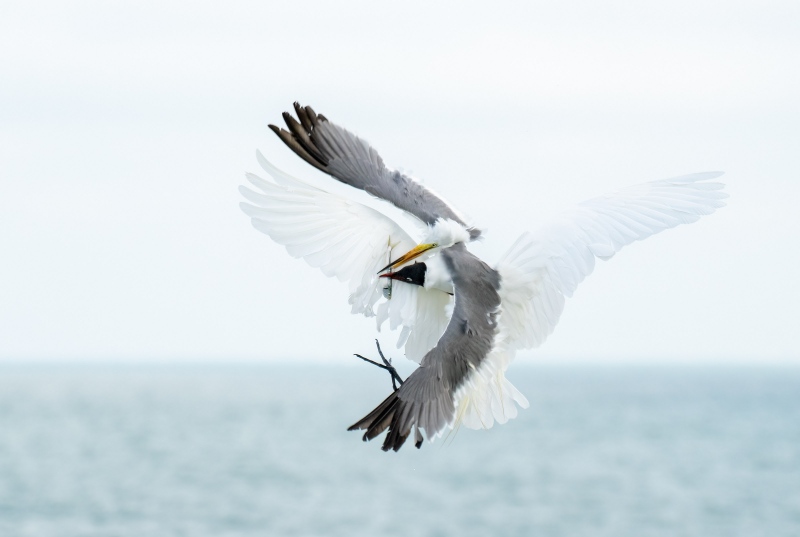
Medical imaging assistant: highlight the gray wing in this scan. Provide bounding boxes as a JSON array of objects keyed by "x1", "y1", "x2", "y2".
[
  {"x1": 269, "y1": 102, "x2": 481, "y2": 239},
  {"x1": 348, "y1": 242, "x2": 501, "y2": 451}
]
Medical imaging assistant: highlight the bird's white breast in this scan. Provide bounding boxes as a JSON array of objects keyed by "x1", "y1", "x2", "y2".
[{"x1": 423, "y1": 255, "x2": 454, "y2": 294}]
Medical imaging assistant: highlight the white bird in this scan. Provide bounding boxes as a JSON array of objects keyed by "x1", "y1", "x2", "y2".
[{"x1": 240, "y1": 103, "x2": 727, "y2": 451}]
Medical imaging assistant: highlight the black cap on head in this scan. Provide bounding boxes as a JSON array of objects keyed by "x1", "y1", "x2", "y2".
[{"x1": 381, "y1": 262, "x2": 427, "y2": 287}]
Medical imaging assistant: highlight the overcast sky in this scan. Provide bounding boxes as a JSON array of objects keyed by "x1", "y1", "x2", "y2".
[{"x1": 1, "y1": 1, "x2": 798, "y2": 365}]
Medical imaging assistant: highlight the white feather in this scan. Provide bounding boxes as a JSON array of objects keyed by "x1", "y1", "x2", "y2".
[
  {"x1": 401, "y1": 288, "x2": 452, "y2": 363},
  {"x1": 453, "y1": 172, "x2": 727, "y2": 429},
  {"x1": 240, "y1": 153, "x2": 453, "y2": 358},
  {"x1": 497, "y1": 171, "x2": 728, "y2": 351}
]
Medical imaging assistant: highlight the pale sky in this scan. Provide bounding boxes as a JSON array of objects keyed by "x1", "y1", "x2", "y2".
[{"x1": 1, "y1": 0, "x2": 798, "y2": 364}]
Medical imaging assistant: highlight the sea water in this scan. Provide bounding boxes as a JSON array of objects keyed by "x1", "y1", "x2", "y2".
[{"x1": 0, "y1": 364, "x2": 798, "y2": 537}]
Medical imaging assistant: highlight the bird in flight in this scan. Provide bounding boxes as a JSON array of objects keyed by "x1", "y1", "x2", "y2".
[{"x1": 240, "y1": 103, "x2": 727, "y2": 451}]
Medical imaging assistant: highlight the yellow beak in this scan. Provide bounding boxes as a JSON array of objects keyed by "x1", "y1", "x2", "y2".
[{"x1": 378, "y1": 243, "x2": 438, "y2": 273}]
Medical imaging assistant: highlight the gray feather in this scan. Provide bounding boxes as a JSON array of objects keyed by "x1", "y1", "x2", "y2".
[
  {"x1": 270, "y1": 103, "x2": 481, "y2": 239},
  {"x1": 348, "y1": 243, "x2": 501, "y2": 451}
]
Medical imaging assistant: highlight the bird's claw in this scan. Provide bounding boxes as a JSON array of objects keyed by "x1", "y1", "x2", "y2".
[{"x1": 354, "y1": 339, "x2": 404, "y2": 391}]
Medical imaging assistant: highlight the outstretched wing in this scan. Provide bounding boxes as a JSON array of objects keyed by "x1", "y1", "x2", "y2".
[
  {"x1": 496, "y1": 171, "x2": 728, "y2": 351},
  {"x1": 269, "y1": 102, "x2": 480, "y2": 240},
  {"x1": 240, "y1": 152, "x2": 451, "y2": 360},
  {"x1": 444, "y1": 172, "x2": 729, "y2": 433},
  {"x1": 349, "y1": 243, "x2": 508, "y2": 451}
]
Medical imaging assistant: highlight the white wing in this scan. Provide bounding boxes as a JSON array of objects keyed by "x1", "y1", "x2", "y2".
[
  {"x1": 496, "y1": 171, "x2": 728, "y2": 352},
  {"x1": 450, "y1": 172, "x2": 727, "y2": 431},
  {"x1": 376, "y1": 283, "x2": 452, "y2": 364},
  {"x1": 240, "y1": 152, "x2": 452, "y2": 360}
]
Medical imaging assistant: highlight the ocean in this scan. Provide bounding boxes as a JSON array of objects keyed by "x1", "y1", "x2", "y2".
[{"x1": 0, "y1": 364, "x2": 798, "y2": 536}]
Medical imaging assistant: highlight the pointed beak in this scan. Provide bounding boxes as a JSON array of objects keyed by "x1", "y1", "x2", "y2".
[{"x1": 378, "y1": 243, "x2": 437, "y2": 273}]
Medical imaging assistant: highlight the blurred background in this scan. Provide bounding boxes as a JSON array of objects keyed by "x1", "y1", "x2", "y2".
[{"x1": 1, "y1": 1, "x2": 798, "y2": 535}]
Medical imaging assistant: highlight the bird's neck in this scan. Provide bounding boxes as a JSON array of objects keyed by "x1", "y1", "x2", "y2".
[{"x1": 423, "y1": 255, "x2": 454, "y2": 294}]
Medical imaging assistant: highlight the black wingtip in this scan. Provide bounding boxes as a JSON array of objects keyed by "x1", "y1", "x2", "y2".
[
  {"x1": 281, "y1": 111, "x2": 295, "y2": 127},
  {"x1": 268, "y1": 116, "x2": 328, "y2": 172},
  {"x1": 294, "y1": 102, "x2": 314, "y2": 131}
]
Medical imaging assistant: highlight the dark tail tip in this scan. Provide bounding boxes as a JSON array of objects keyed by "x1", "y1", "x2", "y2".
[{"x1": 348, "y1": 390, "x2": 415, "y2": 452}]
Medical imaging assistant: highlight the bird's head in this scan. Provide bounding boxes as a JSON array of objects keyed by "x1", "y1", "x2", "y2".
[
  {"x1": 379, "y1": 262, "x2": 427, "y2": 287},
  {"x1": 377, "y1": 219, "x2": 470, "y2": 273}
]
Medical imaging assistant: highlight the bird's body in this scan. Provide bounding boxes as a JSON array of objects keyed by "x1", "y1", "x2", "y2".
[
  {"x1": 240, "y1": 103, "x2": 727, "y2": 451},
  {"x1": 350, "y1": 242, "x2": 503, "y2": 450}
]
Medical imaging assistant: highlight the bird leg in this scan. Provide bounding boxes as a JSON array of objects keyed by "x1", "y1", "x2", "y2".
[{"x1": 354, "y1": 339, "x2": 405, "y2": 391}]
